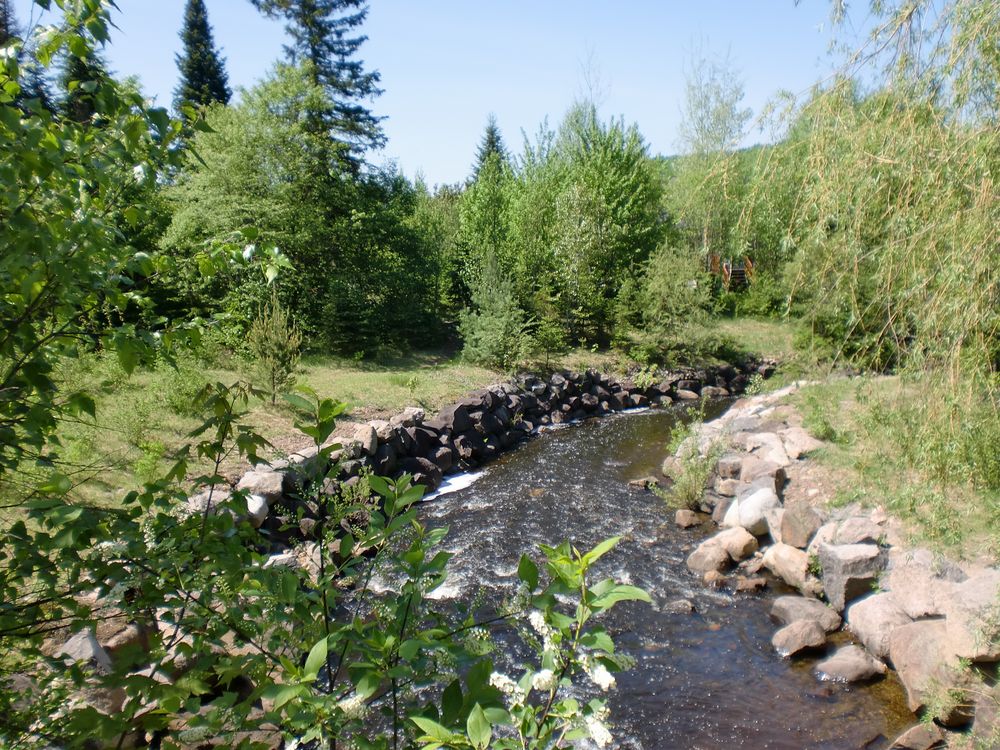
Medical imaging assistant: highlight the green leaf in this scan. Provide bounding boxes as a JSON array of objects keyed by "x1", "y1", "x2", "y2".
[
  {"x1": 582, "y1": 536, "x2": 620, "y2": 565},
  {"x1": 262, "y1": 682, "x2": 305, "y2": 710},
  {"x1": 410, "y1": 716, "x2": 455, "y2": 744},
  {"x1": 442, "y1": 678, "x2": 463, "y2": 724},
  {"x1": 467, "y1": 703, "x2": 491, "y2": 750},
  {"x1": 304, "y1": 636, "x2": 328, "y2": 679},
  {"x1": 591, "y1": 583, "x2": 651, "y2": 611},
  {"x1": 517, "y1": 554, "x2": 539, "y2": 591}
]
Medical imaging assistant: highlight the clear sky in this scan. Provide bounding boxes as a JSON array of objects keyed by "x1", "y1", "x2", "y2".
[{"x1": 13, "y1": 1, "x2": 868, "y2": 187}]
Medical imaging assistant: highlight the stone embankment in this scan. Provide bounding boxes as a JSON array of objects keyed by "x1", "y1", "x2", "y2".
[
  {"x1": 199, "y1": 361, "x2": 770, "y2": 551},
  {"x1": 668, "y1": 384, "x2": 999, "y2": 749}
]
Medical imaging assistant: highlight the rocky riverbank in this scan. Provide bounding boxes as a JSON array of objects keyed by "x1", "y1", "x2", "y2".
[{"x1": 667, "y1": 383, "x2": 999, "y2": 749}]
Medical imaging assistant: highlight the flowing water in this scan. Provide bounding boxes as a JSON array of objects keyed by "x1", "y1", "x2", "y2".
[{"x1": 417, "y1": 405, "x2": 914, "y2": 750}]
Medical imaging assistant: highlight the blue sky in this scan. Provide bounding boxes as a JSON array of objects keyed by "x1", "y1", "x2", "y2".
[{"x1": 14, "y1": 1, "x2": 868, "y2": 187}]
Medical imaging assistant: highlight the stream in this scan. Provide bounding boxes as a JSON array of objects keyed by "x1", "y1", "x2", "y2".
[{"x1": 415, "y1": 404, "x2": 914, "y2": 749}]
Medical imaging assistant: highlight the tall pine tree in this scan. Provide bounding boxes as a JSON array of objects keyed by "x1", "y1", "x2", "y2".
[
  {"x1": 59, "y1": 47, "x2": 109, "y2": 123},
  {"x1": 0, "y1": 0, "x2": 17, "y2": 47},
  {"x1": 174, "y1": 0, "x2": 231, "y2": 114},
  {"x1": 471, "y1": 113, "x2": 508, "y2": 180},
  {"x1": 250, "y1": 0, "x2": 384, "y2": 160}
]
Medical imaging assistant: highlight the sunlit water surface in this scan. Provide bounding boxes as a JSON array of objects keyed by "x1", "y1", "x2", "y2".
[{"x1": 411, "y1": 405, "x2": 913, "y2": 749}]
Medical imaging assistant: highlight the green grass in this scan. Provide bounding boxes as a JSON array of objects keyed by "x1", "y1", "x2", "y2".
[
  {"x1": 14, "y1": 347, "x2": 643, "y2": 509},
  {"x1": 786, "y1": 377, "x2": 1000, "y2": 559}
]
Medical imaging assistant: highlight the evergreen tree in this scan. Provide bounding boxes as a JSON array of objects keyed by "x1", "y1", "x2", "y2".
[
  {"x1": 1, "y1": 2, "x2": 53, "y2": 113},
  {"x1": 0, "y1": 0, "x2": 17, "y2": 47},
  {"x1": 249, "y1": 0, "x2": 384, "y2": 159},
  {"x1": 58, "y1": 47, "x2": 109, "y2": 123},
  {"x1": 471, "y1": 113, "x2": 508, "y2": 180},
  {"x1": 174, "y1": 0, "x2": 232, "y2": 113}
]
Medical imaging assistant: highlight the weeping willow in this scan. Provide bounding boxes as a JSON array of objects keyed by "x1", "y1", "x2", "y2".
[{"x1": 743, "y1": 0, "x2": 999, "y2": 490}]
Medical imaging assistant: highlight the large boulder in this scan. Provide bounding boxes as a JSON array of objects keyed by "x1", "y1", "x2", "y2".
[
  {"x1": 781, "y1": 505, "x2": 823, "y2": 549},
  {"x1": 940, "y1": 569, "x2": 1000, "y2": 662},
  {"x1": 674, "y1": 509, "x2": 701, "y2": 529},
  {"x1": 437, "y1": 403, "x2": 473, "y2": 434},
  {"x1": 814, "y1": 645, "x2": 886, "y2": 683},
  {"x1": 817, "y1": 542, "x2": 886, "y2": 612},
  {"x1": 778, "y1": 426, "x2": 823, "y2": 459},
  {"x1": 353, "y1": 424, "x2": 378, "y2": 456},
  {"x1": 886, "y1": 724, "x2": 946, "y2": 750},
  {"x1": 889, "y1": 619, "x2": 975, "y2": 725},
  {"x1": 743, "y1": 432, "x2": 791, "y2": 467},
  {"x1": 971, "y1": 681, "x2": 1000, "y2": 747},
  {"x1": 770, "y1": 595, "x2": 842, "y2": 633},
  {"x1": 686, "y1": 539, "x2": 730, "y2": 574},
  {"x1": 884, "y1": 550, "x2": 966, "y2": 620},
  {"x1": 772, "y1": 619, "x2": 827, "y2": 657},
  {"x1": 721, "y1": 487, "x2": 780, "y2": 536},
  {"x1": 834, "y1": 516, "x2": 883, "y2": 545},
  {"x1": 762, "y1": 543, "x2": 822, "y2": 597},
  {"x1": 236, "y1": 470, "x2": 285, "y2": 504},
  {"x1": 845, "y1": 592, "x2": 913, "y2": 660},
  {"x1": 712, "y1": 527, "x2": 759, "y2": 561}
]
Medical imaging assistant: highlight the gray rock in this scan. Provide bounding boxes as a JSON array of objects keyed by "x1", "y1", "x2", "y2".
[
  {"x1": 762, "y1": 543, "x2": 822, "y2": 597},
  {"x1": 714, "y1": 477, "x2": 740, "y2": 497},
  {"x1": 817, "y1": 543, "x2": 886, "y2": 612},
  {"x1": 939, "y1": 569, "x2": 1000, "y2": 662},
  {"x1": 781, "y1": 505, "x2": 824, "y2": 549},
  {"x1": 807, "y1": 521, "x2": 838, "y2": 557},
  {"x1": 716, "y1": 455, "x2": 743, "y2": 479},
  {"x1": 713, "y1": 527, "x2": 759, "y2": 561},
  {"x1": 664, "y1": 599, "x2": 695, "y2": 614},
  {"x1": 702, "y1": 385, "x2": 730, "y2": 398},
  {"x1": 236, "y1": 470, "x2": 285, "y2": 503},
  {"x1": 765, "y1": 507, "x2": 785, "y2": 544},
  {"x1": 743, "y1": 432, "x2": 791, "y2": 467},
  {"x1": 245, "y1": 494, "x2": 269, "y2": 528},
  {"x1": 887, "y1": 723, "x2": 946, "y2": 750},
  {"x1": 353, "y1": 424, "x2": 378, "y2": 456},
  {"x1": 674, "y1": 509, "x2": 701, "y2": 529},
  {"x1": 814, "y1": 645, "x2": 886, "y2": 682},
  {"x1": 772, "y1": 619, "x2": 827, "y2": 657},
  {"x1": 778, "y1": 426, "x2": 824, "y2": 459},
  {"x1": 676, "y1": 389, "x2": 700, "y2": 400},
  {"x1": 771, "y1": 595, "x2": 842, "y2": 633},
  {"x1": 834, "y1": 516, "x2": 883, "y2": 545},
  {"x1": 722, "y1": 487, "x2": 780, "y2": 536},
  {"x1": 58, "y1": 629, "x2": 113, "y2": 673},
  {"x1": 390, "y1": 406, "x2": 425, "y2": 427},
  {"x1": 739, "y1": 456, "x2": 786, "y2": 484},
  {"x1": 971, "y1": 681, "x2": 1000, "y2": 747},
  {"x1": 889, "y1": 619, "x2": 976, "y2": 725},
  {"x1": 884, "y1": 550, "x2": 966, "y2": 619},
  {"x1": 845, "y1": 592, "x2": 912, "y2": 660},
  {"x1": 686, "y1": 539, "x2": 730, "y2": 574}
]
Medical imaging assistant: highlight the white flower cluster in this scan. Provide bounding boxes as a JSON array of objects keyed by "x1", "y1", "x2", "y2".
[
  {"x1": 489, "y1": 671, "x2": 526, "y2": 707},
  {"x1": 585, "y1": 713, "x2": 613, "y2": 748},
  {"x1": 527, "y1": 610, "x2": 556, "y2": 653},
  {"x1": 581, "y1": 655, "x2": 616, "y2": 692},
  {"x1": 336, "y1": 692, "x2": 368, "y2": 719},
  {"x1": 530, "y1": 668, "x2": 557, "y2": 692}
]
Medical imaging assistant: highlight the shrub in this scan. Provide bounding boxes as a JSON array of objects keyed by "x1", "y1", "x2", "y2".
[
  {"x1": 459, "y1": 253, "x2": 531, "y2": 371},
  {"x1": 249, "y1": 291, "x2": 303, "y2": 404}
]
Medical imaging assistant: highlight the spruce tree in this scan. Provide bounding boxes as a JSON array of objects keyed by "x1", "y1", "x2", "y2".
[
  {"x1": 174, "y1": 0, "x2": 231, "y2": 114},
  {"x1": 0, "y1": 0, "x2": 17, "y2": 47},
  {"x1": 58, "y1": 47, "x2": 109, "y2": 123},
  {"x1": 471, "y1": 113, "x2": 508, "y2": 180},
  {"x1": 249, "y1": 0, "x2": 384, "y2": 159}
]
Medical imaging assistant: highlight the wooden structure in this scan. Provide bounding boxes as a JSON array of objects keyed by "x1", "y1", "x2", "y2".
[{"x1": 708, "y1": 254, "x2": 754, "y2": 291}]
